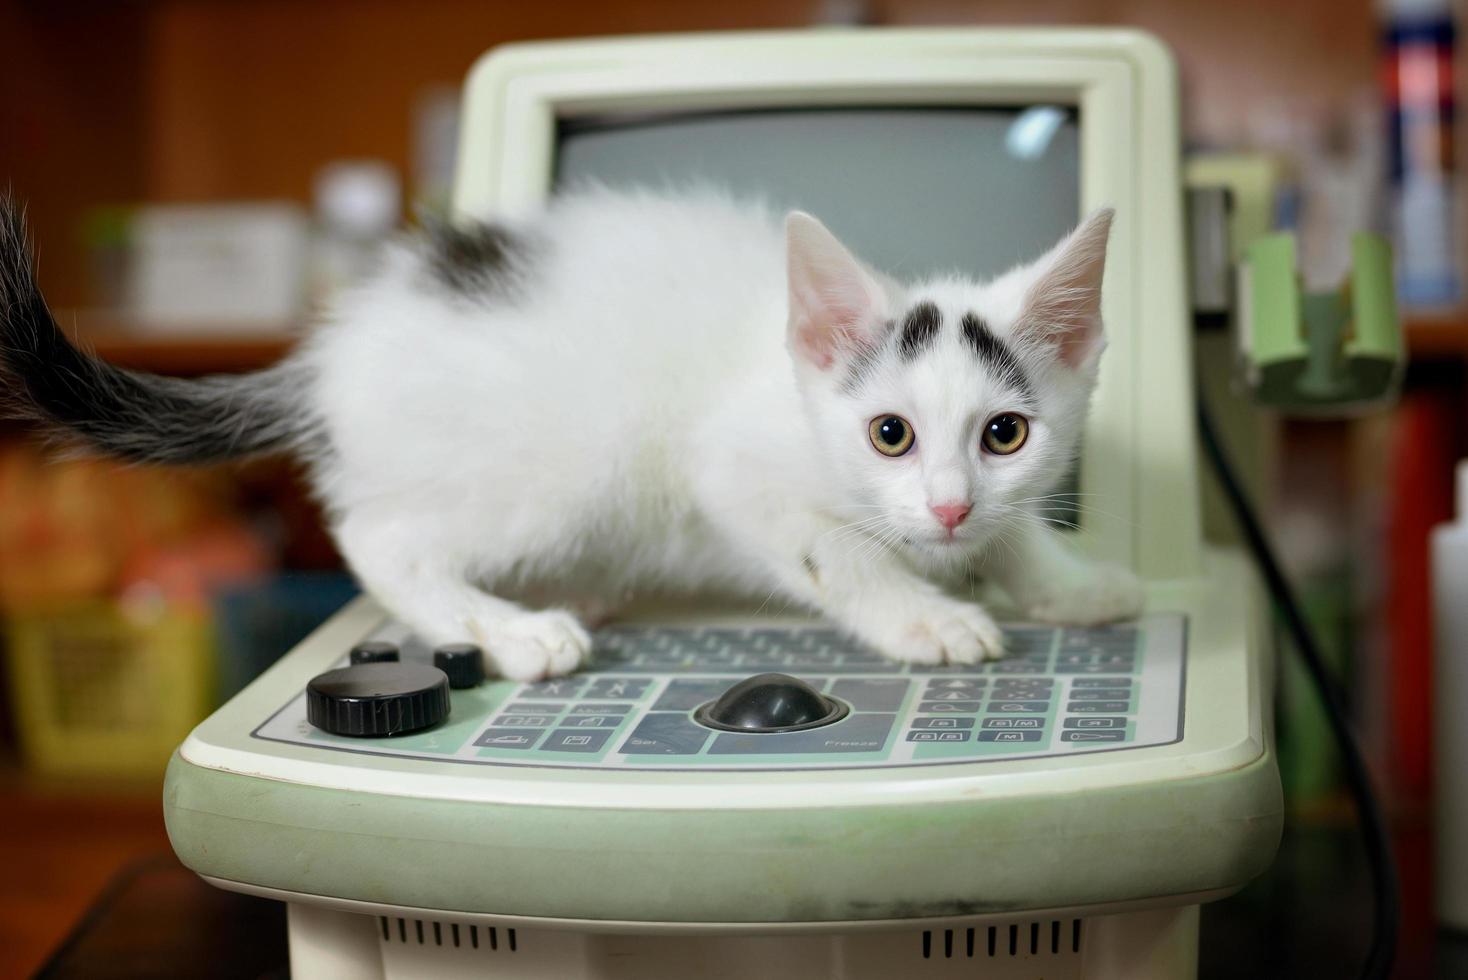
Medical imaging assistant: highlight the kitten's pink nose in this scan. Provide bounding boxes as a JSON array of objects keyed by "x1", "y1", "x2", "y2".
[{"x1": 929, "y1": 501, "x2": 971, "y2": 530}]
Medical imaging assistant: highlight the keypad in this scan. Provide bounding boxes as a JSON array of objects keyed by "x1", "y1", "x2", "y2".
[
  {"x1": 496, "y1": 625, "x2": 1150, "y2": 763},
  {"x1": 260, "y1": 617, "x2": 1181, "y2": 771}
]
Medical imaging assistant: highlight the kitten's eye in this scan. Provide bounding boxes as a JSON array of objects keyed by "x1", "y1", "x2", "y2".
[
  {"x1": 869, "y1": 415, "x2": 915, "y2": 457},
  {"x1": 982, "y1": 413, "x2": 1029, "y2": 455}
]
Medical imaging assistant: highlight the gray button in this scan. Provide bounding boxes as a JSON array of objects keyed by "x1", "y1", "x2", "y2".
[
  {"x1": 984, "y1": 717, "x2": 1043, "y2": 729},
  {"x1": 505, "y1": 702, "x2": 565, "y2": 715},
  {"x1": 519, "y1": 679, "x2": 585, "y2": 699},
  {"x1": 543, "y1": 729, "x2": 612, "y2": 752},
  {"x1": 563, "y1": 714, "x2": 622, "y2": 728},
  {"x1": 1072, "y1": 677, "x2": 1132, "y2": 690},
  {"x1": 585, "y1": 678, "x2": 651, "y2": 700},
  {"x1": 925, "y1": 678, "x2": 986, "y2": 691},
  {"x1": 1067, "y1": 701, "x2": 1131, "y2": 713},
  {"x1": 493, "y1": 714, "x2": 556, "y2": 727},
  {"x1": 579, "y1": 664, "x2": 671, "y2": 675},
  {"x1": 709, "y1": 714, "x2": 896, "y2": 754},
  {"x1": 474, "y1": 728, "x2": 544, "y2": 749},
  {"x1": 987, "y1": 701, "x2": 1050, "y2": 713},
  {"x1": 978, "y1": 730, "x2": 1042, "y2": 742},
  {"x1": 994, "y1": 677, "x2": 1054, "y2": 688},
  {"x1": 641, "y1": 652, "x2": 690, "y2": 667},
  {"x1": 1063, "y1": 716, "x2": 1127, "y2": 729},
  {"x1": 786, "y1": 655, "x2": 839, "y2": 668},
  {"x1": 989, "y1": 664, "x2": 1048, "y2": 674},
  {"x1": 911, "y1": 717, "x2": 975, "y2": 729},
  {"x1": 620, "y1": 713, "x2": 711, "y2": 755},
  {"x1": 829, "y1": 661, "x2": 902, "y2": 674},
  {"x1": 1069, "y1": 689, "x2": 1132, "y2": 701},
  {"x1": 926, "y1": 689, "x2": 977, "y2": 702},
  {"x1": 1003, "y1": 628, "x2": 1053, "y2": 640},
  {"x1": 652, "y1": 679, "x2": 732, "y2": 712},
  {"x1": 1061, "y1": 637, "x2": 1135, "y2": 651},
  {"x1": 989, "y1": 686, "x2": 1053, "y2": 699},
  {"x1": 568, "y1": 703, "x2": 633, "y2": 715},
  {"x1": 906, "y1": 730, "x2": 968, "y2": 742},
  {"x1": 1056, "y1": 664, "x2": 1114, "y2": 674},
  {"x1": 830, "y1": 679, "x2": 909, "y2": 710},
  {"x1": 1065, "y1": 626, "x2": 1136, "y2": 642},
  {"x1": 1061, "y1": 730, "x2": 1127, "y2": 742},
  {"x1": 917, "y1": 700, "x2": 981, "y2": 713}
]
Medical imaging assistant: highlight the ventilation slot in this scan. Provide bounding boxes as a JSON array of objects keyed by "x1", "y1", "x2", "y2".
[
  {"x1": 381, "y1": 917, "x2": 519, "y2": 953},
  {"x1": 920, "y1": 919, "x2": 1083, "y2": 960}
]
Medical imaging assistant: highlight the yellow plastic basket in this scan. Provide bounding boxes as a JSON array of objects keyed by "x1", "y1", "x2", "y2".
[{"x1": 3, "y1": 602, "x2": 214, "y2": 778}]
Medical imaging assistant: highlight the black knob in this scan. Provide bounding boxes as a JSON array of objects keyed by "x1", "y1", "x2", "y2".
[
  {"x1": 349, "y1": 641, "x2": 399, "y2": 665},
  {"x1": 694, "y1": 673, "x2": 848, "y2": 733},
  {"x1": 306, "y1": 663, "x2": 450, "y2": 737},
  {"x1": 433, "y1": 644, "x2": 485, "y2": 689}
]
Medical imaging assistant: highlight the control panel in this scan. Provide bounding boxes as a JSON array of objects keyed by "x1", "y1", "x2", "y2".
[{"x1": 253, "y1": 614, "x2": 1185, "y2": 772}]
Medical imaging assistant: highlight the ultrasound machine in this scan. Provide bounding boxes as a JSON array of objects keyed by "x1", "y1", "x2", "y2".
[{"x1": 164, "y1": 30, "x2": 1285, "y2": 978}]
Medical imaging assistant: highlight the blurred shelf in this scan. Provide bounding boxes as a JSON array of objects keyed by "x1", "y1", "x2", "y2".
[
  {"x1": 84, "y1": 334, "x2": 294, "y2": 374},
  {"x1": 1406, "y1": 315, "x2": 1468, "y2": 358},
  {"x1": 46, "y1": 313, "x2": 1468, "y2": 372},
  {"x1": 63, "y1": 313, "x2": 297, "y2": 375}
]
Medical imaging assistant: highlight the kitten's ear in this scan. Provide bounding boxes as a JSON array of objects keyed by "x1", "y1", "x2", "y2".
[
  {"x1": 1014, "y1": 207, "x2": 1114, "y2": 369},
  {"x1": 785, "y1": 212, "x2": 890, "y2": 371}
]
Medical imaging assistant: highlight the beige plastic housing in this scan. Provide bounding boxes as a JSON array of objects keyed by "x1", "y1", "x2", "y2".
[
  {"x1": 452, "y1": 28, "x2": 1201, "y2": 581},
  {"x1": 163, "y1": 29, "x2": 1279, "y2": 979}
]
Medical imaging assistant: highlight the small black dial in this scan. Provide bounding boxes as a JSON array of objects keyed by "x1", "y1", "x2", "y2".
[
  {"x1": 433, "y1": 644, "x2": 485, "y2": 689},
  {"x1": 348, "y1": 641, "x2": 400, "y2": 665},
  {"x1": 306, "y1": 662, "x2": 449, "y2": 737}
]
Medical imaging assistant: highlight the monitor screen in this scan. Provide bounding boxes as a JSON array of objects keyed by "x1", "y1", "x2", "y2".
[
  {"x1": 555, "y1": 105, "x2": 1085, "y2": 526},
  {"x1": 554, "y1": 106, "x2": 1080, "y2": 281}
]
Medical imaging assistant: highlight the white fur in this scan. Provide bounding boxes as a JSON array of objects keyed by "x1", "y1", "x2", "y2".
[{"x1": 298, "y1": 188, "x2": 1141, "y2": 680}]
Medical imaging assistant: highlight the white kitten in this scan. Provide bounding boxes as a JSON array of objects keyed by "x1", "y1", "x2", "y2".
[{"x1": 0, "y1": 188, "x2": 1142, "y2": 680}]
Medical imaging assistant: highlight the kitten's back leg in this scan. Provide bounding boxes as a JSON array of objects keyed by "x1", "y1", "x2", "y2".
[{"x1": 335, "y1": 514, "x2": 591, "y2": 681}]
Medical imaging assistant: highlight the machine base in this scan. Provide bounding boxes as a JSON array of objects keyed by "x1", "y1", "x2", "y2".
[{"x1": 285, "y1": 902, "x2": 1200, "y2": 979}]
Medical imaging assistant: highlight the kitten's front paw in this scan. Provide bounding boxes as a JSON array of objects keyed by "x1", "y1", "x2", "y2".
[
  {"x1": 1021, "y1": 564, "x2": 1144, "y2": 626},
  {"x1": 472, "y1": 610, "x2": 591, "y2": 681},
  {"x1": 864, "y1": 599, "x2": 1005, "y2": 665}
]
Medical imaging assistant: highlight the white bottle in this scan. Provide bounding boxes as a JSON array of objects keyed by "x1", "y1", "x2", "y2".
[
  {"x1": 1434, "y1": 459, "x2": 1468, "y2": 928},
  {"x1": 310, "y1": 160, "x2": 401, "y2": 309}
]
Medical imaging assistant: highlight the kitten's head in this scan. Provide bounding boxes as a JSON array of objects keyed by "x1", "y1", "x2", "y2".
[{"x1": 785, "y1": 208, "x2": 1113, "y2": 566}]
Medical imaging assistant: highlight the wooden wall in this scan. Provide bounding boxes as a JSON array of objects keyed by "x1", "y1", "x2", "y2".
[{"x1": 4, "y1": 0, "x2": 1383, "y2": 309}]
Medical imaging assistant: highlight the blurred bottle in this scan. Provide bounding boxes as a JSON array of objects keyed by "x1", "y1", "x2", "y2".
[
  {"x1": 310, "y1": 160, "x2": 401, "y2": 308},
  {"x1": 412, "y1": 86, "x2": 460, "y2": 219},
  {"x1": 83, "y1": 205, "x2": 134, "y2": 311},
  {"x1": 1434, "y1": 460, "x2": 1468, "y2": 929},
  {"x1": 1381, "y1": 0, "x2": 1461, "y2": 307}
]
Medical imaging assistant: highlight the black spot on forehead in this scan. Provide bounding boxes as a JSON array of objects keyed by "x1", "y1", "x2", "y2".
[
  {"x1": 898, "y1": 302, "x2": 941, "y2": 360},
  {"x1": 961, "y1": 312, "x2": 1033, "y2": 399}
]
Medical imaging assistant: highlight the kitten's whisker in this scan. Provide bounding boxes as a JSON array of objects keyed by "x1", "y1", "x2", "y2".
[
  {"x1": 821, "y1": 517, "x2": 894, "y2": 548},
  {"x1": 850, "y1": 521, "x2": 902, "y2": 565}
]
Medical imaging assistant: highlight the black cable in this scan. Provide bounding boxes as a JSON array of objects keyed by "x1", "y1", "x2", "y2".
[{"x1": 1196, "y1": 394, "x2": 1399, "y2": 980}]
